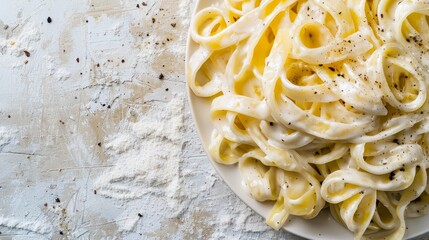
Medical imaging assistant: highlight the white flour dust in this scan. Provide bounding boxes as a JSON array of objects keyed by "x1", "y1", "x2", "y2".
[
  {"x1": 0, "y1": 217, "x2": 52, "y2": 235},
  {"x1": 0, "y1": 21, "x2": 40, "y2": 66},
  {"x1": 0, "y1": 127, "x2": 16, "y2": 151},
  {"x1": 94, "y1": 96, "x2": 185, "y2": 207}
]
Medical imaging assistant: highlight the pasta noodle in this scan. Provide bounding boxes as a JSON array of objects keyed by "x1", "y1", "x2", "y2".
[{"x1": 187, "y1": 0, "x2": 429, "y2": 239}]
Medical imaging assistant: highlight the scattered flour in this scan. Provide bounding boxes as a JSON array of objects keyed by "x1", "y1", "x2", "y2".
[
  {"x1": 0, "y1": 127, "x2": 16, "y2": 151},
  {"x1": 0, "y1": 22, "x2": 40, "y2": 58},
  {"x1": 179, "y1": 0, "x2": 194, "y2": 26},
  {"x1": 118, "y1": 216, "x2": 140, "y2": 233},
  {"x1": 0, "y1": 217, "x2": 52, "y2": 235},
  {"x1": 94, "y1": 95, "x2": 185, "y2": 207}
]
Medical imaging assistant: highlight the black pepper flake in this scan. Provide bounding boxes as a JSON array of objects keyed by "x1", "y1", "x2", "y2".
[
  {"x1": 138, "y1": 213, "x2": 143, "y2": 217},
  {"x1": 389, "y1": 172, "x2": 396, "y2": 181},
  {"x1": 7, "y1": 115, "x2": 11, "y2": 118},
  {"x1": 107, "y1": 105, "x2": 111, "y2": 109},
  {"x1": 59, "y1": 231, "x2": 64, "y2": 235},
  {"x1": 97, "y1": 63, "x2": 100, "y2": 67},
  {"x1": 393, "y1": 139, "x2": 400, "y2": 144},
  {"x1": 47, "y1": 17, "x2": 52, "y2": 23},
  {"x1": 380, "y1": 14, "x2": 384, "y2": 18},
  {"x1": 318, "y1": 64, "x2": 323, "y2": 67},
  {"x1": 136, "y1": 4, "x2": 140, "y2": 8},
  {"x1": 97, "y1": 142, "x2": 102, "y2": 147},
  {"x1": 76, "y1": 58, "x2": 80, "y2": 63},
  {"x1": 142, "y1": 2, "x2": 147, "y2": 6},
  {"x1": 152, "y1": 18, "x2": 156, "y2": 24},
  {"x1": 269, "y1": 122, "x2": 274, "y2": 126},
  {"x1": 165, "y1": 88, "x2": 169, "y2": 91},
  {"x1": 328, "y1": 67, "x2": 335, "y2": 72},
  {"x1": 171, "y1": 23, "x2": 176, "y2": 28},
  {"x1": 400, "y1": 168, "x2": 405, "y2": 172},
  {"x1": 55, "y1": 198, "x2": 61, "y2": 203},
  {"x1": 93, "y1": 189, "x2": 97, "y2": 194},
  {"x1": 23, "y1": 50, "x2": 31, "y2": 57},
  {"x1": 159, "y1": 73, "x2": 164, "y2": 80},
  {"x1": 121, "y1": 59, "x2": 125, "y2": 63}
]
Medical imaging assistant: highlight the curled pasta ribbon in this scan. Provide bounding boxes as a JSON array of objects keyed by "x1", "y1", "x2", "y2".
[
  {"x1": 212, "y1": 111, "x2": 253, "y2": 144},
  {"x1": 211, "y1": 95, "x2": 271, "y2": 120},
  {"x1": 223, "y1": 1, "x2": 296, "y2": 92},
  {"x1": 351, "y1": 114, "x2": 425, "y2": 143},
  {"x1": 298, "y1": 143, "x2": 349, "y2": 165},
  {"x1": 351, "y1": 143, "x2": 424, "y2": 175},
  {"x1": 209, "y1": 130, "x2": 254, "y2": 165},
  {"x1": 321, "y1": 168, "x2": 417, "y2": 204},
  {"x1": 269, "y1": 75, "x2": 377, "y2": 140},
  {"x1": 187, "y1": 46, "x2": 223, "y2": 97},
  {"x1": 290, "y1": 0, "x2": 373, "y2": 64},
  {"x1": 366, "y1": 192, "x2": 399, "y2": 235},
  {"x1": 340, "y1": 189, "x2": 377, "y2": 239},
  {"x1": 239, "y1": 150, "x2": 279, "y2": 201},
  {"x1": 280, "y1": 62, "x2": 339, "y2": 103},
  {"x1": 237, "y1": 149, "x2": 325, "y2": 230},
  {"x1": 322, "y1": 166, "x2": 427, "y2": 239},
  {"x1": 368, "y1": 166, "x2": 427, "y2": 240},
  {"x1": 224, "y1": 0, "x2": 262, "y2": 15},
  {"x1": 248, "y1": 119, "x2": 326, "y2": 180},
  {"x1": 260, "y1": 120, "x2": 313, "y2": 150},
  {"x1": 191, "y1": 0, "x2": 296, "y2": 51},
  {"x1": 368, "y1": 43, "x2": 427, "y2": 112},
  {"x1": 316, "y1": 63, "x2": 386, "y2": 115},
  {"x1": 393, "y1": 1, "x2": 429, "y2": 48}
]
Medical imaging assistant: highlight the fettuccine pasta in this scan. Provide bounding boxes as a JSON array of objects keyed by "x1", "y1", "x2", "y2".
[{"x1": 188, "y1": 0, "x2": 429, "y2": 239}]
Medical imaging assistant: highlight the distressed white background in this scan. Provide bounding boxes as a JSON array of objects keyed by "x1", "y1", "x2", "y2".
[{"x1": 0, "y1": 0, "x2": 428, "y2": 239}]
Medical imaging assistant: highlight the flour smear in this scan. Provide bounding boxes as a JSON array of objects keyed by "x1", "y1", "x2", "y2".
[{"x1": 94, "y1": 96, "x2": 185, "y2": 209}]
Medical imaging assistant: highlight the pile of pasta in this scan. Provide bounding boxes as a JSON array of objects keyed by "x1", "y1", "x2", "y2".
[{"x1": 188, "y1": 0, "x2": 429, "y2": 239}]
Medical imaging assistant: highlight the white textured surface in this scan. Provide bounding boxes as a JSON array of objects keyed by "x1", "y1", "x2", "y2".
[{"x1": 0, "y1": 1, "x2": 427, "y2": 239}]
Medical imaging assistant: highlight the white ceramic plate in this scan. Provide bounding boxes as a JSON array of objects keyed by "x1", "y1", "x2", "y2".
[{"x1": 185, "y1": 1, "x2": 429, "y2": 239}]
